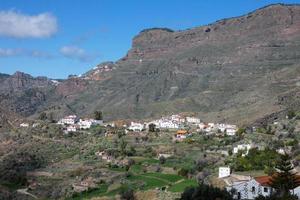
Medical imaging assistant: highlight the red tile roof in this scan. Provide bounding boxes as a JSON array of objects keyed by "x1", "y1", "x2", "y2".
[
  {"x1": 255, "y1": 176, "x2": 272, "y2": 186},
  {"x1": 255, "y1": 175, "x2": 300, "y2": 187}
]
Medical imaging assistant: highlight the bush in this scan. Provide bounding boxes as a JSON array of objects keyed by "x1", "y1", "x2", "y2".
[
  {"x1": 119, "y1": 187, "x2": 135, "y2": 200},
  {"x1": 178, "y1": 168, "x2": 189, "y2": 177},
  {"x1": 287, "y1": 110, "x2": 296, "y2": 119},
  {"x1": 180, "y1": 184, "x2": 233, "y2": 200}
]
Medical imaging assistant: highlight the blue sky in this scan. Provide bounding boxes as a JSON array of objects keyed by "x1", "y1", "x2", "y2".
[{"x1": 0, "y1": 0, "x2": 299, "y2": 79}]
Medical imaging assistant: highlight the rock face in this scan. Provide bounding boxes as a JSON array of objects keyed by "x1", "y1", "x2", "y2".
[
  {"x1": 0, "y1": 72, "x2": 52, "y2": 92},
  {"x1": 1, "y1": 4, "x2": 300, "y2": 125},
  {"x1": 0, "y1": 72, "x2": 55, "y2": 118}
]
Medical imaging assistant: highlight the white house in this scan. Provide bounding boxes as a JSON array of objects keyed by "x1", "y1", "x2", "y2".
[
  {"x1": 66, "y1": 125, "x2": 77, "y2": 133},
  {"x1": 32, "y1": 123, "x2": 40, "y2": 128},
  {"x1": 186, "y1": 117, "x2": 201, "y2": 124},
  {"x1": 20, "y1": 123, "x2": 29, "y2": 127},
  {"x1": 226, "y1": 176, "x2": 273, "y2": 200},
  {"x1": 216, "y1": 123, "x2": 227, "y2": 132},
  {"x1": 58, "y1": 115, "x2": 79, "y2": 125},
  {"x1": 233, "y1": 144, "x2": 253, "y2": 156},
  {"x1": 226, "y1": 127, "x2": 237, "y2": 136},
  {"x1": 219, "y1": 167, "x2": 231, "y2": 178},
  {"x1": 128, "y1": 122, "x2": 144, "y2": 132},
  {"x1": 171, "y1": 114, "x2": 185, "y2": 123},
  {"x1": 158, "y1": 153, "x2": 173, "y2": 159},
  {"x1": 159, "y1": 120, "x2": 179, "y2": 129},
  {"x1": 78, "y1": 119, "x2": 99, "y2": 129}
]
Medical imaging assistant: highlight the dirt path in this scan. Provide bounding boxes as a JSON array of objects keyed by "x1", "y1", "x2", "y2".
[{"x1": 17, "y1": 188, "x2": 38, "y2": 199}]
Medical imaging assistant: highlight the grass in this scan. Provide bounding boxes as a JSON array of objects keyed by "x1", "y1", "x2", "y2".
[
  {"x1": 130, "y1": 164, "x2": 143, "y2": 173},
  {"x1": 168, "y1": 179, "x2": 198, "y2": 193},
  {"x1": 127, "y1": 175, "x2": 169, "y2": 190},
  {"x1": 144, "y1": 172, "x2": 182, "y2": 183},
  {"x1": 109, "y1": 166, "x2": 126, "y2": 172},
  {"x1": 68, "y1": 184, "x2": 108, "y2": 200}
]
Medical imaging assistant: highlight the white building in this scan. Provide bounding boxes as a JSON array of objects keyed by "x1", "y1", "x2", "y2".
[
  {"x1": 219, "y1": 167, "x2": 231, "y2": 178},
  {"x1": 224, "y1": 174, "x2": 300, "y2": 199},
  {"x1": 78, "y1": 119, "x2": 102, "y2": 129},
  {"x1": 226, "y1": 127, "x2": 237, "y2": 136},
  {"x1": 226, "y1": 176, "x2": 273, "y2": 200},
  {"x1": 186, "y1": 116, "x2": 201, "y2": 124},
  {"x1": 159, "y1": 120, "x2": 179, "y2": 129},
  {"x1": 158, "y1": 153, "x2": 173, "y2": 159},
  {"x1": 58, "y1": 115, "x2": 79, "y2": 125},
  {"x1": 171, "y1": 114, "x2": 185, "y2": 123},
  {"x1": 66, "y1": 125, "x2": 77, "y2": 133},
  {"x1": 233, "y1": 144, "x2": 253, "y2": 156},
  {"x1": 128, "y1": 122, "x2": 144, "y2": 132},
  {"x1": 32, "y1": 123, "x2": 40, "y2": 128},
  {"x1": 20, "y1": 123, "x2": 29, "y2": 127}
]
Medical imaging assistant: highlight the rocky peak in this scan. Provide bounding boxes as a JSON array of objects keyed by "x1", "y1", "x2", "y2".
[
  {"x1": 0, "y1": 71, "x2": 53, "y2": 92},
  {"x1": 124, "y1": 4, "x2": 300, "y2": 61}
]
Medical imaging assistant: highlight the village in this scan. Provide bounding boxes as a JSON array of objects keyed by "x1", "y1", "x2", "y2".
[
  {"x1": 10, "y1": 110, "x2": 300, "y2": 200},
  {"x1": 41, "y1": 113, "x2": 239, "y2": 139}
]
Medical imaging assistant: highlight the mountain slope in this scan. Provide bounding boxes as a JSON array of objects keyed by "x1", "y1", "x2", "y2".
[
  {"x1": 50, "y1": 4, "x2": 299, "y2": 124},
  {"x1": 1, "y1": 4, "x2": 300, "y2": 125}
]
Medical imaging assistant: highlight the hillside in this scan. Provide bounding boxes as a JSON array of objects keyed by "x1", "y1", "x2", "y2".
[{"x1": 1, "y1": 4, "x2": 300, "y2": 125}]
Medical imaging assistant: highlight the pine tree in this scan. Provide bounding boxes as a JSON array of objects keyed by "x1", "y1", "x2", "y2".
[{"x1": 270, "y1": 153, "x2": 300, "y2": 198}]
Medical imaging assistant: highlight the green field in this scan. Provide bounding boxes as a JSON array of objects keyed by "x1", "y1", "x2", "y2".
[{"x1": 168, "y1": 179, "x2": 198, "y2": 192}]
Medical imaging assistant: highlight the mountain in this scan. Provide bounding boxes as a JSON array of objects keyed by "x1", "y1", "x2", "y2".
[
  {"x1": 1, "y1": 4, "x2": 300, "y2": 125},
  {"x1": 0, "y1": 72, "x2": 56, "y2": 120}
]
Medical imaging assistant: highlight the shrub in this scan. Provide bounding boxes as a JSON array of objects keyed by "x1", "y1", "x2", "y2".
[{"x1": 180, "y1": 184, "x2": 233, "y2": 200}]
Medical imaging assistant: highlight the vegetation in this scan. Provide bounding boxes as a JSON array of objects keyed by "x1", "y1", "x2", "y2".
[
  {"x1": 270, "y1": 154, "x2": 300, "y2": 198},
  {"x1": 180, "y1": 184, "x2": 233, "y2": 200},
  {"x1": 231, "y1": 148, "x2": 280, "y2": 171},
  {"x1": 94, "y1": 110, "x2": 103, "y2": 120}
]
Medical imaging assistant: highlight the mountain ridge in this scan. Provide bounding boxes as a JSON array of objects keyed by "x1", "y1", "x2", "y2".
[{"x1": 1, "y1": 3, "x2": 300, "y2": 126}]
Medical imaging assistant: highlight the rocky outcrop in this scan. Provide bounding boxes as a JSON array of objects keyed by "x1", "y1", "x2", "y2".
[
  {"x1": 0, "y1": 71, "x2": 53, "y2": 92},
  {"x1": 0, "y1": 72, "x2": 55, "y2": 117}
]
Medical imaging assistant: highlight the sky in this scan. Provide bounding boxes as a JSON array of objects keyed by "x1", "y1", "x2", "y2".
[{"x1": 0, "y1": 0, "x2": 299, "y2": 79}]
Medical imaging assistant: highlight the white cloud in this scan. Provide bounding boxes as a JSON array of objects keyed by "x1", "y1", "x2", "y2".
[
  {"x1": 0, "y1": 48, "x2": 53, "y2": 58},
  {"x1": 60, "y1": 45, "x2": 97, "y2": 62},
  {"x1": 0, "y1": 48, "x2": 22, "y2": 57},
  {"x1": 0, "y1": 10, "x2": 57, "y2": 38}
]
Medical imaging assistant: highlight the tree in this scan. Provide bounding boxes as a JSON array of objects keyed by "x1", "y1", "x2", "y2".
[
  {"x1": 159, "y1": 156, "x2": 166, "y2": 164},
  {"x1": 148, "y1": 123, "x2": 156, "y2": 132},
  {"x1": 119, "y1": 186, "x2": 135, "y2": 200},
  {"x1": 39, "y1": 112, "x2": 47, "y2": 121},
  {"x1": 237, "y1": 127, "x2": 246, "y2": 135},
  {"x1": 119, "y1": 138, "x2": 127, "y2": 156},
  {"x1": 47, "y1": 112, "x2": 55, "y2": 123},
  {"x1": 287, "y1": 110, "x2": 296, "y2": 120},
  {"x1": 270, "y1": 154, "x2": 300, "y2": 198},
  {"x1": 94, "y1": 111, "x2": 103, "y2": 120},
  {"x1": 180, "y1": 184, "x2": 233, "y2": 200}
]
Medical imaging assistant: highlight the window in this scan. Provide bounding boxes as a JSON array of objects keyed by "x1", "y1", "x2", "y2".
[
  {"x1": 264, "y1": 187, "x2": 268, "y2": 193},
  {"x1": 251, "y1": 186, "x2": 256, "y2": 193}
]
